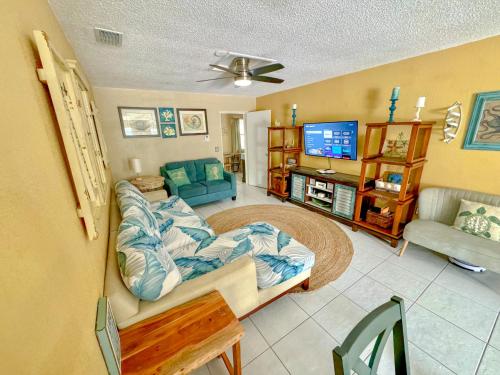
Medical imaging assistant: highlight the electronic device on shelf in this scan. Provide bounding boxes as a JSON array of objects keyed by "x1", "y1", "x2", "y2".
[
  {"x1": 316, "y1": 169, "x2": 336, "y2": 174},
  {"x1": 316, "y1": 181, "x2": 327, "y2": 189},
  {"x1": 304, "y1": 121, "x2": 358, "y2": 160}
]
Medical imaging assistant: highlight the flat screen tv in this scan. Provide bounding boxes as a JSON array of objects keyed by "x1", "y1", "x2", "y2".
[{"x1": 303, "y1": 121, "x2": 358, "y2": 160}]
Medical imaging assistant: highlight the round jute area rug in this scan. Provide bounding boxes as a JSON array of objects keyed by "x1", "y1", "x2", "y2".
[{"x1": 207, "y1": 204, "x2": 353, "y2": 292}]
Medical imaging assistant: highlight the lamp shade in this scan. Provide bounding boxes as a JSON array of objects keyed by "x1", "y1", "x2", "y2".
[
  {"x1": 416, "y1": 96, "x2": 426, "y2": 108},
  {"x1": 130, "y1": 158, "x2": 142, "y2": 175}
]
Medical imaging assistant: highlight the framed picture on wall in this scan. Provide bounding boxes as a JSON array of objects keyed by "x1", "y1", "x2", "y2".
[
  {"x1": 118, "y1": 107, "x2": 160, "y2": 138},
  {"x1": 95, "y1": 297, "x2": 121, "y2": 375},
  {"x1": 158, "y1": 107, "x2": 176, "y2": 123},
  {"x1": 463, "y1": 90, "x2": 500, "y2": 151},
  {"x1": 160, "y1": 123, "x2": 177, "y2": 138},
  {"x1": 177, "y1": 108, "x2": 208, "y2": 136}
]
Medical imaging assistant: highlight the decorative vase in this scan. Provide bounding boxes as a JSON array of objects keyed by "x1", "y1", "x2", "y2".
[{"x1": 291, "y1": 104, "x2": 297, "y2": 127}]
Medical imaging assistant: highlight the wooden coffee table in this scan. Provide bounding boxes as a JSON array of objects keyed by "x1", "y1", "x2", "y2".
[{"x1": 119, "y1": 291, "x2": 244, "y2": 375}]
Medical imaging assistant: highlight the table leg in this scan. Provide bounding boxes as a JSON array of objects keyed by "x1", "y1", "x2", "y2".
[
  {"x1": 220, "y1": 353, "x2": 233, "y2": 375},
  {"x1": 233, "y1": 341, "x2": 241, "y2": 375}
]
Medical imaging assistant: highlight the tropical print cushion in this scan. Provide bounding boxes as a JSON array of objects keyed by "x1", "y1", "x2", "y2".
[
  {"x1": 221, "y1": 223, "x2": 315, "y2": 288},
  {"x1": 150, "y1": 195, "x2": 194, "y2": 214},
  {"x1": 115, "y1": 180, "x2": 150, "y2": 208},
  {"x1": 166, "y1": 167, "x2": 191, "y2": 187},
  {"x1": 154, "y1": 209, "x2": 215, "y2": 254},
  {"x1": 453, "y1": 199, "x2": 500, "y2": 242},
  {"x1": 205, "y1": 162, "x2": 224, "y2": 181},
  {"x1": 116, "y1": 216, "x2": 182, "y2": 301},
  {"x1": 168, "y1": 222, "x2": 315, "y2": 288}
]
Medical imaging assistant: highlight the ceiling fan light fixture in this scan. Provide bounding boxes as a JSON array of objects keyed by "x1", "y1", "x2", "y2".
[{"x1": 234, "y1": 76, "x2": 252, "y2": 87}]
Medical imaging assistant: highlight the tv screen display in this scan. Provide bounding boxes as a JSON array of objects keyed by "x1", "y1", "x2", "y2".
[{"x1": 304, "y1": 121, "x2": 358, "y2": 160}]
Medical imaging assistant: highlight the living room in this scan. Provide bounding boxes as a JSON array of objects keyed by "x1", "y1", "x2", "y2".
[{"x1": 2, "y1": 1, "x2": 499, "y2": 374}]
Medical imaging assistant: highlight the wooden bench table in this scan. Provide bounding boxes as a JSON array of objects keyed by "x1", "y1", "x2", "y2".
[{"x1": 119, "y1": 291, "x2": 244, "y2": 375}]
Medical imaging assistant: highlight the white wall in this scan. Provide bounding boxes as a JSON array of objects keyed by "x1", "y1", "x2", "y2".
[{"x1": 94, "y1": 87, "x2": 255, "y2": 180}]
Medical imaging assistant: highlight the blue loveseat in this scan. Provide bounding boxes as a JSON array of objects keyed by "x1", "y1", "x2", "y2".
[{"x1": 160, "y1": 157, "x2": 236, "y2": 206}]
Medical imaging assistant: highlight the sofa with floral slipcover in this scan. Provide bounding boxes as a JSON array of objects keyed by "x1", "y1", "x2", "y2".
[{"x1": 105, "y1": 180, "x2": 315, "y2": 328}]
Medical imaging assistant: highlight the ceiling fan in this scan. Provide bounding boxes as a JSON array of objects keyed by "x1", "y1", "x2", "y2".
[{"x1": 196, "y1": 57, "x2": 284, "y2": 87}]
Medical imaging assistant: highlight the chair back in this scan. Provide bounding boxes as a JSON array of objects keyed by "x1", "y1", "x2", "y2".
[
  {"x1": 332, "y1": 296, "x2": 410, "y2": 375},
  {"x1": 418, "y1": 187, "x2": 500, "y2": 225}
]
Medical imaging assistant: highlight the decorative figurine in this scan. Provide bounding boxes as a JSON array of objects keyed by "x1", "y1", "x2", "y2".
[
  {"x1": 388, "y1": 87, "x2": 400, "y2": 123},
  {"x1": 292, "y1": 103, "x2": 297, "y2": 127},
  {"x1": 443, "y1": 101, "x2": 462, "y2": 143}
]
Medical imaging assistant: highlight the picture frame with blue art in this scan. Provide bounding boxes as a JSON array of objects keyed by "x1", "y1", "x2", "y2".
[
  {"x1": 161, "y1": 123, "x2": 177, "y2": 138},
  {"x1": 463, "y1": 90, "x2": 500, "y2": 151},
  {"x1": 158, "y1": 107, "x2": 177, "y2": 138},
  {"x1": 95, "y1": 296, "x2": 121, "y2": 375},
  {"x1": 158, "y1": 107, "x2": 176, "y2": 123}
]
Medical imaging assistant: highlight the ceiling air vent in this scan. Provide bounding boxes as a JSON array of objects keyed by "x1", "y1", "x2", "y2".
[{"x1": 94, "y1": 27, "x2": 123, "y2": 46}]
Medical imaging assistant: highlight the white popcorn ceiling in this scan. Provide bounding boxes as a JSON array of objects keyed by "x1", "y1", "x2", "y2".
[{"x1": 49, "y1": 0, "x2": 500, "y2": 96}]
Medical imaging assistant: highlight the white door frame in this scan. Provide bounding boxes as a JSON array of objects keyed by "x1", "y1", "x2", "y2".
[
  {"x1": 219, "y1": 111, "x2": 248, "y2": 182},
  {"x1": 245, "y1": 110, "x2": 271, "y2": 188}
]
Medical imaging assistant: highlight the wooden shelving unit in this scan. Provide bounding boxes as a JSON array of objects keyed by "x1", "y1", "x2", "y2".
[
  {"x1": 353, "y1": 121, "x2": 435, "y2": 247},
  {"x1": 267, "y1": 126, "x2": 303, "y2": 201}
]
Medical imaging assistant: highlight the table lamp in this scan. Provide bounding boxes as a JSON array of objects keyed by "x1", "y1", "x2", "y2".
[
  {"x1": 413, "y1": 96, "x2": 426, "y2": 122},
  {"x1": 130, "y1": 158, "x2": 142, "y2": 178}
]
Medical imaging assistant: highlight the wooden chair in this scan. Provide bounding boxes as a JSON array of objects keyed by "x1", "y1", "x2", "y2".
[{"x1": 332, "y1": 296, "x2": 410, "y2": 375}]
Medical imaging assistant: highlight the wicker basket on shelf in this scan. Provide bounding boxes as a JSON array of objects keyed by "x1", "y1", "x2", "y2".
[{"x1": 366, "y1": 210, "x2": 394, "y2": 229}]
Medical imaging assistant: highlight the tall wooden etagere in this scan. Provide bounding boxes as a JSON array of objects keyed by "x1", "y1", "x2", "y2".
[
  {"x1": 267, "y1": 126, "x2": 303, "y2": 201},
  {"x1": 353, "y1": 121, "x2": 435, "y2": 247}
]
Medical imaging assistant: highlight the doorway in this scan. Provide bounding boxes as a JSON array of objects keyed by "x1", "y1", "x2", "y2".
[
  {"x1": 220, "y1": 113, "x2": 246, "y2": 183},
  {"x1": 245, "y1": 110, "x2": 271, "y2": 188}
]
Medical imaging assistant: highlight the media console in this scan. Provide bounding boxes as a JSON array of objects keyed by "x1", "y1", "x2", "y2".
[{"x1": 288, "y1": 166, "x2": 373, "y2": 226}]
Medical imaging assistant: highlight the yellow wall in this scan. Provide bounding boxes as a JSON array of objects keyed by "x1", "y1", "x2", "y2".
[
  {"x1": 0, "y1": 1, "x2": 109, "y2": 374},
  {"x1": 94, "y1": 87, "x2": 255, "y2": 180},
  {"x1": 257, "y1": 36, "x2": 500, "y2": 195}
]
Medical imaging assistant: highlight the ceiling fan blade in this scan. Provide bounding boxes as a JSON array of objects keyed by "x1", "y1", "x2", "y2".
[
  {"x1": 209, "y1": 64, "x2": 238, "y2": 75},
  {"x1": 251, "y1": 75, "x2": 284, "y2": 84},
  {"x1": 250, "y1": 63, "x2": 284, "y2": 76},
  {"x1": 196, "y1": 76, "x2": 234, "y2": 82}
]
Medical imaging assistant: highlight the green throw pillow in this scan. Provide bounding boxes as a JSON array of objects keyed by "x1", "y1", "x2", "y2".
[
  {"x1": 453, "y1": 199, "x2": 500, "y2": 242},
  {"x1": 166, "y1": 167, "x2": 191, "y2": 187},
  {"x1": 205, "y1": 163, "x2": 224, "y2": 181}
]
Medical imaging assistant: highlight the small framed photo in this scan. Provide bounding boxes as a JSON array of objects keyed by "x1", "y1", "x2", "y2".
[
  {"x1": 95, "y1": 297, "x2": 121, "y2": 375},
  {"x1": 463, "y1": 90, "x2": 500, "y2": 151},
  {"x1": 118, "y1": 106, "x2": 160, "y2": 138},
  {"x1": 158, "y1": 107, "x2": 176, "y2": 123},
  {"x1": 177, "y1": 108, "x2": 208, "y2": 136}
]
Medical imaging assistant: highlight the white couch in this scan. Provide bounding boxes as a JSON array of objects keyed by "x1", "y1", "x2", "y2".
[
  {"x1": 105, "y1": 192, "x2": 311, "y2": 329},
  {"x1": 402, "y1": 187, "x2": 500, "y2": 273}
]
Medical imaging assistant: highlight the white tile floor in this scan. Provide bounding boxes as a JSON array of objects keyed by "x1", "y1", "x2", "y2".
[{"x1": 192, "y1": 182, "x2": 500, "y2": 375}]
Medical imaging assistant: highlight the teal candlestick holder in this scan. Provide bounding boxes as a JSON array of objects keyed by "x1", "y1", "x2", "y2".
[
  {"x1": 292, "y1": 108, "x2": 297, "y2": 127},
  {"x1": 388, "y1": 98, "x2": 398, "y2": 122}
]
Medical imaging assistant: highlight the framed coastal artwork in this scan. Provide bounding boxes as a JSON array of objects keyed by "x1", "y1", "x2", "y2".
[
  {"x1": 118, "y1": 107, "x2": 160, "y2": 138},
  {"x1": 177, "y1": 108, "x2": 208, "y2": 136},
  {"x1": 95, "y1": 297, "x2": 121, "y2": 375},
  {"x1": 158, "y1": 107, "x2": 176, "y2": 123},
  {"x1": 158, "y1": 107, "x2": 177, "y2": 138},
  {"x1": 160, "y1": 123, "x2": 177, "y2": 138},
  {"x1": 463, "y1": 90, "x2": 500, "y2": 151}
]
